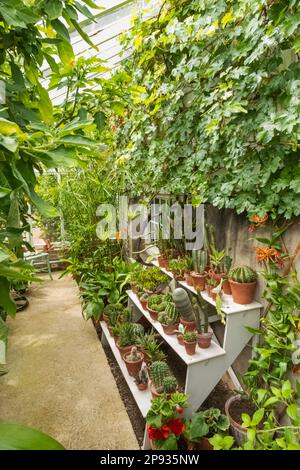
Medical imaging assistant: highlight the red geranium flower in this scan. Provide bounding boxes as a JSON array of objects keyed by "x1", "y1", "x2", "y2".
[
  {"x1": 166, "y1": 419, "x2": 185, "y2": 436},
  {"x1": 148, "y1": 426, "x2": 169, "y2": 440}
]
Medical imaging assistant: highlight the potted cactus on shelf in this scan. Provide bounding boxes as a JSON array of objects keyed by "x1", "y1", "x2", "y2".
[
  {"x1": 183, "y1": 330, "x2": 197, "y2": 355},
  {"x1": 123, "y1": 346, "x2": 144, "y2": 377},
  {"x1": 183, "y1": 256, "x2": 194, "y2": 286},
  {"x1": 139, "y1": 292, "x2": 149, "y2": 310},
  {"x1": 193, "y1": 290, "x2": 213, "y2": 349},
  {"x1": 158, "y1": 302, "x2": 179, "y2": 335},
  {"x1": 172, "y1": 287, "x2": 196, "y2": 331},
  {"x1": 147, "y1": 293, "x2": 172, "y2": 321},
  {"x1": 190, "y1": 249, "x2": 208, "y2": 290},
  {"x1": 117, "y1": 323, "x2": 144, "y2": 357},
  {"x1": 229, "y1": 265, "x2": 257, "y2": 304},
  {"x1": 175, "y1": 323, "x2": 185, "y2": 345},
  {"x1": 168, "y1": 258, "x2": 187, "y2": 281},
  {"x1": 149, "y1": 361, "x2": 177, "y2": 397},
  {"x1": 135, "y1": 365, "x2": 149, "y2": 391}
]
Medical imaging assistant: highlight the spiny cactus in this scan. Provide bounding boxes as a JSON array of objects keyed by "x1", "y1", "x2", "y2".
[
  {"x1": 183, "y1": 331, "x2": 197, "y2": 342},
  {"x1": 172, "y1": 288, "x2": 195, "y2": 322},
  {"x1": 137, "y1": 366, "x2": 148, "y2": 385},
  {"x1": 220, "y1": 255, "x2": 232, "y2": 274},
  {"x1": 229, "y1": 265, "x2": 257, "y2": 283},
  {"x1": 162, "y1": 376, "x2": 177, "y2": 394},
  {"x1": 126, "y1": 346, "x2": 142, "y2": 362},
  {"x1": 132, "y1": 323, "x2": 144, "y2": 338},
  {"x1": 149, "y1": 361, "x2": 171, "y2": 388},
  {"x1": 165, "y1": 302, "x2": 179, "y2": 322},
  {"x1": 118, "y1": 323, "x2": 136, "y2": 347},
  {"x1": 192, "y1": 249, "x2": 208, "y2": 274}
]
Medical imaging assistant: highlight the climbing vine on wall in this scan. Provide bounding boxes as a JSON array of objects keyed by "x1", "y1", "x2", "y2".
[{"x1": 117, "y1": 0, "x2": 300, "y2": 219}]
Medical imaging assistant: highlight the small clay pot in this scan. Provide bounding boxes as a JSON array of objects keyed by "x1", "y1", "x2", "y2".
[
  {"x1": 184, "y1": 340, "x2": 197, "y2": 355},
  {"x1": 161, "y1": 322, "x2": 179, "y2": 335},
  {"x1": 177, "y1": 333, "x2": 184, "y2": 345},
  {"x1": 180, "y1": 318, "x2": 196, "y2": 332},
  {"x1": 185, "y1": 272, "x2": 194, "y2": 286},
  {"x1": 191, "y1": 272, "x2": 207, "y2": 291},
  {"x1": 149, "y1": 380, "x2": 161, "y2": 398},
  {"x1": 146, "y1": 304, "x2": 159, "y2": 321},
  {"x1": 197, "y1": 331, "x2": 213, "y2": 349},
  {"x1": 117, "y1": 342, "x2": 135, "y2": 358},
  {"x1": 229, "y1": 280, "x2": 257, "y2": 304},
  {"x1": 140, "y1": 298, "x2": 148, "y2": 310},
  {"x1": 225, "y1": 395, "x2": 248, "y2": 446},
  {"x1": 222, "y1": 279, "x2": 232, "y2": 295},
  {"x1": 137, "y1": 382, "x2": 148, "y2": 391},
  {"x1": 123, "y1": 351, "x2": 144, "y2": 377},
  {"x1": 158, "y1": 256, "x2": 168, "y2": 268},
  {"x1": 209, "y1": 271, "x2": 225, "y2": 283}
]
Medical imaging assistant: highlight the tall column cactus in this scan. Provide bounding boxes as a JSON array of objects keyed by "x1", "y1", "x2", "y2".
[
  {"x1": 192, "y1": 249, "x2": 208, "y2": 274},
  {"x1": 172, "y1": 288, "x2": 195, "y2": 322}
]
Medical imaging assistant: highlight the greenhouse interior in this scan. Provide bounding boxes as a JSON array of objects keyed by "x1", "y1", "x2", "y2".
[{"x1": 0, "y1": 0, "x2": 300, "y2": 453}]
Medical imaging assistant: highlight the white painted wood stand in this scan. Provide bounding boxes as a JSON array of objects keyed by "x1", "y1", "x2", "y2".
[{"x1": 101, "y1": 262, "x2": 262, "y2": 449}]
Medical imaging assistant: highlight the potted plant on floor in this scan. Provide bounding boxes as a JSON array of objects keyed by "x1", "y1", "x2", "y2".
[
  {"x1": 158, "y1": 303, "x2": 179, "y2": 335},
  {"x1": 148, "y1": 361, "x2": 177, "y2": 397},
  {"x1": 123, "y1": 346, "x2": 144, "y2": 377},
  {"x1": 146, "y1": 393, "x2": 188, "y2": 450},
  {"x1": 172, "y1": 288, "x2": 196, "y2": 331},
  {"x1": 135, "y1": 366, "x2": 149, "y2": 391},
  {"x1": 190, "y1": 250, "x2": 208, "y2": 290},
  {"x1": 184, "y1": 408, "x2": 230, "y2": 450},
  {"x1": 228, "y1": 265, "x2": 257, "y2": 304},
  {"x1": 183, "y1": 330, "x2": 197, "y2": 355}
]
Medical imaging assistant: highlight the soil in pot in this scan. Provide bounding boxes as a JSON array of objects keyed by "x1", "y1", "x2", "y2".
[
  {"x1": 123, "y1": 351, "x2": 144, "y2": 377},
  {"x1": 229, "y1": 280, "x2": 257, "y2": 304},
  {"x1": 225, "y1": 395, "x2": 256, "y2": 446},
  {"x1": 184, "y1": 340, "x2": 197, "y2": 355},
  {"x1": 180, "y1": 318, "x2": 196, "y2": 332},
  {"x1": 191, "y1": 272, "x2": 206, "y2": 291},
  {"x1": 197, "y1": 331, "x2": 213, "y2": 349},
  {"x1": 162, "y1": 322, "x2": 179, "y2": 335}
]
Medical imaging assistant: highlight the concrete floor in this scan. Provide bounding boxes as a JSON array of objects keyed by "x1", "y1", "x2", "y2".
[{"x1": 0, "y1": 274, "x2": 138, "y2": 450}]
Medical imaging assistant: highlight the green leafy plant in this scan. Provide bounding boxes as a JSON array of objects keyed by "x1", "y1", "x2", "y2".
[
  {"x1": 0, "y1": 423, "x2": 64, "y2": 450},
  {"x1": 184, "y1": 408, "x2": 229, "y2": 443}
]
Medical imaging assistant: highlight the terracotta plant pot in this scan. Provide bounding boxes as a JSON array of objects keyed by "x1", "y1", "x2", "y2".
[
  {"x1": 209, "y1": 271, "x2": 225, "y2": 283},
  {"x1": 117, "y1": 342, "x2": 134, "y2": 358},
  {"x1": 180, "y1": 318, "x2": 196, "y2": 332},
  {"x1": 123, "y1": 351, "x2": 144, "y2": 377},
  {"x1": 184, "y1": 340, "x2": 197, "y2": 355},
  {"x1": 140, "y1": 298, "x2": 148, "y2": 310},
  {"x1": 222, "y1": 279, "x2": 232, "y2": 295},
  {"x1": 137, "y1": 382, "x2": 148, "y2": 391},
  {"x1": 146, "y1": 304, "x2": 159, "y2": 321},
  {"x1": 149, "y1": 380, "x2": 161, "y2": 398},
  {"x1": 173, "y1": 273, "x2": 185, "y2": 281},
  {"x1": 158, "y1": 256, "x2": 168, "y2": 268},
  {"x1": 185, "y1": 272, "x2": 194, "y2": 286},
  {"x1": 191, "y1": 272, "x2": 207, "y2": 291},
  {"x1": 177, "y1": 333, "x2": 184, "y2": 345},
  {"x1": 225, "y1": 395, "x2": 248, "y2": 446},
  {"x1": 229, "y1": 280, "x2": 257, "y2": 304},
  {"x1": 197, "y1": 331, "x2": 213, "y2": 349},
  {"x1": 161, "y1": 322, "x2": 179, "y2": 335}
]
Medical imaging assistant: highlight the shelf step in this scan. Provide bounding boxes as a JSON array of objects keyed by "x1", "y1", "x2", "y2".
[
  {"x1": 127, "y1": 290, "x2": 226, "y2": 366},
  {"x1": 100, "y1": 320, "x2": 151, "y2": 418}
]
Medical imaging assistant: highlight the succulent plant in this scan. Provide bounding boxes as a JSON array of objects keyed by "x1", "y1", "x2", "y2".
[
  {"x1": 183, "y1": 331, "x2": 197, "y2": 342},
  {"x1": 229, "y1": 265, "x2": 257, "y2": 283},
  {"x1": 172, "y1": 288, "x2": 195, "y2": 322},
  {"x1": 149, "y1": 361, "x2": 171, "y2": 389},
  {"x1": 118, "y1": 323, "x2": 136, "y2": 347},
  {"x1": 126, "y1": 346, "x2": 142, "y2": 362},
  {"x1": 135, "y1": 366, "x2": 148, "y2": 385},
  {"x1": 192, "y1": 249, "x2": 207, "y2": 274},
  {"x1": 162, "y1": 376, "x2": 178, "y2": 394},
  {"x1": 158, "y1": 302, "x2": 179, "y2": 325},
  {"x1": 132, "y1": 323, "x2": 144, "y2": 338}
]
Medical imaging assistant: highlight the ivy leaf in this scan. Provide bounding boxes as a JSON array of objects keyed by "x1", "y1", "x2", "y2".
[{"x1": 45, "y1": 0, "x2": 63, "y2": 20}]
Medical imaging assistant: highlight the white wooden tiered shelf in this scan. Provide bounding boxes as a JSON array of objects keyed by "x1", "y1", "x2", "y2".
[{"x1": 101, "y1": 259, "x2": 262, "y2": 449}]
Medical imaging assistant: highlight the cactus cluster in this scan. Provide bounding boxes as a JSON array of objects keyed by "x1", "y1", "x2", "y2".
[
  {"x1": 162, "y1": 376, "x2": 177, "y2": 394},
  {"x1": 229, "y1": 265, "x2": 257, "y2": 283},
  {"x1": 118, "y1": 323, "x2": 136, "y2": 347},
  {"x1": 158, "y1": 302, "x2": 179, "y2": 325},
  {"x1": 183, "y1": 331, "x2": 197, "y2": 342},
  {"x1": 137, "y1": 366, "x2": 148, "y2": 385},
  {"x1": 172, "y1": 288, "x2": 195, "y2": 322},
  {"x1": 149, "y1": 361, "x2": 172, "y2": 389},
  {"x1": 192, "y1": 249, "x2": 208, "y2": 274},
  {"x1": 148, "y1": 293, "x2": 171, "y2": 312}
]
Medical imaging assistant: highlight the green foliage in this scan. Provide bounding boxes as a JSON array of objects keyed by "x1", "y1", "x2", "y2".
[
  {"x1": 117, "y1": 0, "x2": 300, "y2": 219},
  {"x1": 0, "y1": 423, "x2": 64, "y2": 450},
  {"x1": 183, "y1": 331, "x2": 197, "y2": 343},
  {"x1": 184, "y1": 408, "x2": 229, "y2": 443},
  {"x1": 147, "y1": 293, "x2": 172, "y2": 312},
  {"x1": 131, "y1": 267, "x2": 169, "y2": 293}
]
